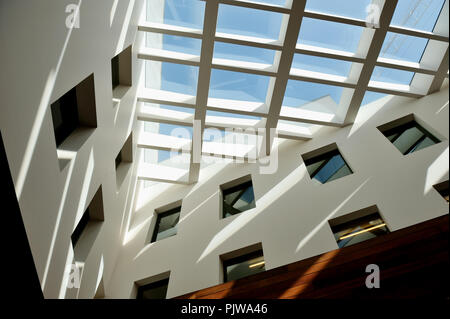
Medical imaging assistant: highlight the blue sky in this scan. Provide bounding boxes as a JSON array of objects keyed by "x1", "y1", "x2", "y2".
[{"x1": 146, "y1": 0, "x2": 446, "y2": 161}]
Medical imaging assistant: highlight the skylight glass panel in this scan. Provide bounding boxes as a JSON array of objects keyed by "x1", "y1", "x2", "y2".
[
  {"x1": 213, "y1": 42, "x2": 276, "y2": 65},
  {"x1": 216, "y1": 4, "x2": 284, "y2": 40},
  {"x1": 298, "y1": 18, "x2": 364, "y2": 53},
  {"x1": 371, "y1": 66, "x2": 415, "y2": 85},
  {"x1": 144, "y1": 122, "x2": 193, "y2": 138},
  {"x1": 209, "y1": 69, "x2": 271, "y2": 103},
  {"x1": 147, "y1": 0, "x2": 205, "y2": 29},
  {"x1": 291, "y1": 54, "x2": 353, "y2": 77},
  {"x1": 360, "y1": 91, "x2": 389, "y2": 107},
  {"x1": 305, "y1": 0, "x2": 371, "y2": 20},
  {"x1": 391, "y1": 0, "x2": 445, "y2": 32},
  {"x1": 145, "y1": 61, "x2": 199, "y2": 95},
  {"x1": 283, "y1": 79, "x2": 344, "y2": 113},
  {"x1": 146, "y1": 33, "x2": 201, "y2": 56},
  {"x1": 379, "y1": 32, "x2": 428, "y2": 63}
]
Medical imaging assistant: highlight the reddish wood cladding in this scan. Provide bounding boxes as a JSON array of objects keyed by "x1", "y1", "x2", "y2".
[{"x1": 175, "y1": 214, "x2": 449, "y2": 299}]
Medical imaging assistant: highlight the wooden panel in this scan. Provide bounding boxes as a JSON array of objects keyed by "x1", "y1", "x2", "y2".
[{"x1": 175, "y1": 215, "x2": 449, "y2": 299}]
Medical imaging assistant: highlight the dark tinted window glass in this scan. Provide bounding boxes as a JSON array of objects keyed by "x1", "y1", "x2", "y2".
[
  {"x1": 115, "y1": 151, "x2": 122, "y2": 169},
  {"x1": 71, "y1": 208, "x2": 90, "y2": 248},
  {"x1": 50, "y1": 88, "x2": 79, "y2": 147},
  {"x1": 223, "y1": 250, "x2": 265, "y2": 282},
  {"x1": 223, "y1": 180, "x2": 255, "y2": 218},
  {"x1": 381, "y1": 121, "x2": 440, "y2": 155},
  {"x1": 331, "y1": 213, "x2": 389, "y2": 248},
  {"x1": 151, "y1": 207, "x2": 181, "y2": 242},
  {"x1": 111, "y1": 54, "x2": 120, "y2": 89},
  {"x1": 137, "y1": 278, "x2": 169, "y2": 299},
  {"x1": 305, "y1": 149, "x2": 352, "y2": 184}
]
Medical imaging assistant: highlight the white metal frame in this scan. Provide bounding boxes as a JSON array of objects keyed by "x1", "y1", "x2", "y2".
[{"x1": 136, "y1": 0, "x2": 449, "y2": 184}]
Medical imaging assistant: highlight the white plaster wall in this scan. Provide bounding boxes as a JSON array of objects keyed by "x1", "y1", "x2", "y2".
[
  {"x1": 107, "y1": 86, "x2": 449, "y2": 299},
  {"x1": 0, "y1": 0, "x2": 144, "y2": 298}
]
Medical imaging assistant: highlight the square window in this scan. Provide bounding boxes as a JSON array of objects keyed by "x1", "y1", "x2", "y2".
[
  {"x1": 151, "y1": 206, "x2": 181, "y2": 243},
  {"x1": 328, "y1": 206, "x2": 389, "y2": 248},
  {"x1": 136, "y1": 278, "x2": 169, "y2": 299},
  {"x1": 116, "y1": 133, "x2": 133, "y2": 189},
  {"x1": 51, "y1": 88, "x2": 79, "y2": 147},
  {"x1": 71, "y1": 186, "x2": 104, "y2": 262},
  {"x1": 222, "y1": 249, "x2": 265, "y2": 282},
  {"x1": 115, "y1": 151, "x2": 122, "y2": 169},
  {"x1": 221, "y1": 176, "x2": 256, "y2": 218},
  {"x1": 111, "y1": 45, "x2": 132, "y2": 90},
  {"x1": 50, "y1": 73, "x2": 97, "y2": 148},
  {"x1": 378, "y1": 115, "x2": 440, "y2": 155},
  {"x1": 302, "y1": 144, "x2": 353, "y2": 184}
]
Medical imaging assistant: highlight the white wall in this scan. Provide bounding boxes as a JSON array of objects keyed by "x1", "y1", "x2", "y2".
[
  {"x1": 107, "y1": 86, "x2": 449, "y2": 298},
  {"x1": 0, "y1": 0, "x2": 144, "y2": 298}
]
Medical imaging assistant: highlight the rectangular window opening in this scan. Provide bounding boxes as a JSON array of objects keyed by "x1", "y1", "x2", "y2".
[
  {"x1": 378, "y1": 114, "x2": 441, "y2": 155},
  {"x1": 151, "y1": 205, "x2": 181, "y2": 243},
  {"x1": 328, "y1": 206, "x2": 389, "y2": 248},
  {"x1": 221, "y1": 176, "x2": 256, "y2": 219},
  {"x1": 302, "y1": 144, "x2": 353, "y2": 184}
]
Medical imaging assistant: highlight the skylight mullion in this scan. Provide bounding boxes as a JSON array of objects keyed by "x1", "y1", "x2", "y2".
[
  {"x1": 211, "y1": 60, "x2": 277, "y2": 77},
  {"x1": 288, "y1": 71, "x2": 357, "y2": 89},
  {"x1": 217, "y1": 0, "x2": 291, "y2": 14},
  {"x1": 139, "y1": 21, "x2": 203, "y2": 39},
  {"x1": 388, "y1": 25, "x2": 449, "y2": 42},
  {"x1": 303, "y1": 10, "x2": 368, "y2": 28},
  {"x1": 427, "y1": 46, "x2": 449, "y2": 94},
  {"x1": 295, "y1": 45, "x2": 366, "y2": 63},
  {"x1": 138, "y1": 47, "x2": 201, "y2": 66},
  {"x1": 188, "y1": 0, "x2": 219, "y2": 184},
  {"x1": 343, "y1": 0, "x2": 399, "y2": 125},
  {"x1": 264, "y1": 0, "x2": 306, "y2": 155},
  {"x1": 214, "y1": 33, "x2": 283, "y2": 50},
  {"x1": 375, "y1": 58, "x2": 437, "y2": 75}
]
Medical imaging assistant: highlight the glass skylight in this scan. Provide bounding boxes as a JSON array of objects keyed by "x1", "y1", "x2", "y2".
[
  {"x1": 216, "y1": 4, "x2": 284, "y2": 40},
  {"x1": 305, "y1": 0, "x2": 372, "y2": 20},
  {"x1": 213, "y1": 42, "x2": 276, "y2": 65},
  {"x1": 297, "y1": 18, "x2": 364, "y2": 53},
  {"x1": 291, "y1": 54, "x2": 354, "y2": 77},
  {"x1": 283, "y1": 79, "x2": 344, "y2": 113},
  {"x1": 147, "y1": 0, "x2": 205, "y2": 29},
  {"x1": 371, "y1": 66, "x2": 415, "y2": 85},
  {"x1": 209, "y1": 69, "x2": 271, "y2": 103},
  {"x1": 379, "y1": 32, "x2": 428, "y2": 63},
  {"x1": 138, "y1": 0, "x2": 448, "y2": 186},
  {"x1": 145, "y1": 61, "x2": 199, "y2": 95},
  {"x1": 391, "y1": 0, "x2": 446, "y2": 32},
  {"x1": 146, "y1": 33, "x2": 201, "y2": 56}
]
